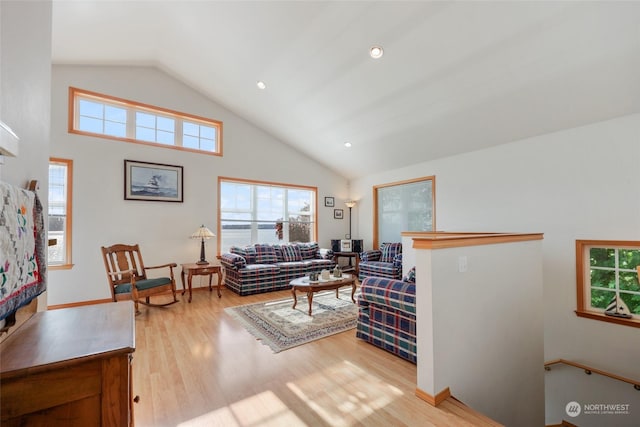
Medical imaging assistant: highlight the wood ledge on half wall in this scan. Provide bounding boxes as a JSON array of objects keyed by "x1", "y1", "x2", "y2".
[{"x1": 403, "y1": 231, "x2": 544, "y2": 250}]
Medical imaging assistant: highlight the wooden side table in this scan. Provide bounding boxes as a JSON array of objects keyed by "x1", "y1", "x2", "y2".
[
  {"x1": 180, "y1": 263, "x2": 223, "y2": 302},
  {"x1": 332, "y1": 251, "x2": 360, "y2": 275}
]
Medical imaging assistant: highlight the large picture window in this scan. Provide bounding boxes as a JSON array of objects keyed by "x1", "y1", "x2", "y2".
[
  {"x1": 373, "y1": 176, "x2": 435, "y2": 248},
  {"x1": 218, "y1": 177, "x2": 317, "y2": 254},
  {"x1": 69, "y1": 87, "x2": 223, "y2": 156},
  {"x1": 576, "y1": 240, "x2": 640, "y2": 327},
  {"x1": 48, "y1": 158, "x2": 73, "y2": 269}
]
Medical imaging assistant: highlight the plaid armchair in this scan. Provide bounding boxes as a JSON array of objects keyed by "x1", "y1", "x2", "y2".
[
  {"x1": 358, "y1": 242, "x2": 403, "y2": 280},
  {"x1": 356, "y1": 274, "x2": 416, "y2": 363}
]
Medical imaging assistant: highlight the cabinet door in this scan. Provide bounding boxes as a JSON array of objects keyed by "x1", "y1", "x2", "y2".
[{"x1": 102, "y1": 355, "x2": 131, "y2": 426}]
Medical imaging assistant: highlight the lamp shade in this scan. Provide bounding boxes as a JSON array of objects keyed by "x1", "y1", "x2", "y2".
[
  {"x1": 190, "y1": 225, "x2": 215, "y2": 239},
  {"x1": 345, "y1": 200, "x2": 356, "y2": 208}
]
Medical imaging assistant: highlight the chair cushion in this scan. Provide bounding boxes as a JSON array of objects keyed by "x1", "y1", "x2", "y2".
[
  {"x1": 359, "y1": 261, "x2": 401, "y2": 280},
  {"x1": 281, "y1": 244, "x2": 302, "y2": 262},
  {"x1": 114, "y1": 277, "x2": 172, "y2": 294},
  {"x1": 255, "y1": 244, "x2": 278, "y2": 264},
  {"x1": 380, "y1": 243, "x2": 402, "y2": 263}
]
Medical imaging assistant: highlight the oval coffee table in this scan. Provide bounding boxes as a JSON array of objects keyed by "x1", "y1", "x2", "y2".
[{"x1": 289, "y1": 274, "x2": 357, "y2": 315}]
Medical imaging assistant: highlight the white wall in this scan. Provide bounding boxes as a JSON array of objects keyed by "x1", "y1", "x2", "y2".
[
  {"x1": 0, "y1": 1, "x2": 51, "y2": 310},
  {"x1": 0, "y1": 1, "x2": 51, "y2": 190},
  {"x1": 49, "y1": 65, "x2": 349, "y2": 306},
  {"x1": 415, "y1": 239, "x2": 544, "y2": 426},
  {"x1": 352, "y1": 113, "x2": 640, "y2": 418}
]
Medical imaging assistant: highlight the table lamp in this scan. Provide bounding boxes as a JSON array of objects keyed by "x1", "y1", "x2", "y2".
[{"x1": 191, "y1": 225, "x2": 215, "y2": 265}]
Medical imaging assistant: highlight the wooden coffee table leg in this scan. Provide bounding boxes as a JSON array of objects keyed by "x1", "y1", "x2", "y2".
[
  {"x1": 307, "y1": 291, "x2": 314, "y2": 315},
  {"x1": 292, "y1": 288, "x2": 298, "y2": 310},
  {"x1": 351, "y1": 282, "x2": 356, "y2": 303}
]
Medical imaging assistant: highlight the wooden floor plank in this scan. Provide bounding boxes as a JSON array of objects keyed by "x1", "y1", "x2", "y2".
[{"x1": 132, "y1": 287, "x2": 499, "y2": 426}]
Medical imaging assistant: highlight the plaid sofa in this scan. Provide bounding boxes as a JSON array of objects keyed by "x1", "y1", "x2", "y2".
[
  {"x1": 356, "y1": 275, "x2": 416, "y2": 363},
  {"x1": 220, "y1": 242, "x2": 335, "y2": 296},
  {"x1": 358, "y1": 242, "x2": 403, "y2": 281}
]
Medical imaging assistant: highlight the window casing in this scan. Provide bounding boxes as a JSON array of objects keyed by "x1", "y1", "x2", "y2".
[
  {"x1": 373, "y1": 176, "x2": 435, "y2": 248},
  {"x1": 218, "y1": 177, "x2": 317, "y2": 254},
  {"x1": 576, "y1": 240, "x2": 640, "y2": 327},
  {"x1": 48, "y1": 158, "x2": 73, "y2": 269},
  {"x1": 69, "y1": 87, "x2": 223, "y2": 156}
]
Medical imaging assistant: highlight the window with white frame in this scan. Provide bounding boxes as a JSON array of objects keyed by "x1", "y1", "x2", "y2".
[
  {"x1": 48, "y1": 158, "x2": 73, "y2": 269},
  {"x1": 218, "y1": 177, "x2": 317, "y2": 253},
  {"x1": 576, "y1": 240, "x2": 640, "y2": 327},
  {"x1": 69, "y1": 87, "x2": 222, "y2": 155}
]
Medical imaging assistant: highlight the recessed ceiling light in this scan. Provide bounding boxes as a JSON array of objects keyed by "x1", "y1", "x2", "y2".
[
  {"x1": 256, "y1": 80, "x2": 267, "y2": 90},
  {"x1": 370, "y1": 46, "x2": 383, "y2": 59},
  {"x1": 344, "y1": 141, "x2": 352, "y2": 148}
]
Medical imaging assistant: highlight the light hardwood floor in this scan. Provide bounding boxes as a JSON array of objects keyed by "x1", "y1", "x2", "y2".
[{"x1": 132, "y1": 284, "x2": 500, "y2": 427}]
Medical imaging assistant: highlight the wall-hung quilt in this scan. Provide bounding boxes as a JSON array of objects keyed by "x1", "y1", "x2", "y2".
[{"x1": 0, "y1": 181, "x2": 46, "y2": 323}]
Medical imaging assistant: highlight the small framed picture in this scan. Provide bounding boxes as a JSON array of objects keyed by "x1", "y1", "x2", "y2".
[
  {"x1": 124, "y1": 159, "x2": 184, "y2": 202},
  {"x1": 334, "y1": 209, "x2": 344, "y2": 219},
  {"x1": 325, "y1": 196, "x2": 335, "y2": 207}
]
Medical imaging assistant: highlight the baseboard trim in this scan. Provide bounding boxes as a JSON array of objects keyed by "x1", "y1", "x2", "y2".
[
  {"x1": 415, "y1": 386, "x2": 451, "y2": 406},
  {"x1": 48, "y1": 298, "x2": 112, "y2": 310}
]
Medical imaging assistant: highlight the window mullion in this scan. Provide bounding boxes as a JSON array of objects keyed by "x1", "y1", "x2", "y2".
[
  {"x1": 176, "y1": 119, "x2": 183, "y2": 147},
  {"x1": 283, "y1": 190, "x2": 290, "y2": 242},
  {"x1": 251, "y1": 186, "x2": 258, "y2": 244},
  {"x1": 126, "y1": 108, "x2": 136, "y2": 139}
]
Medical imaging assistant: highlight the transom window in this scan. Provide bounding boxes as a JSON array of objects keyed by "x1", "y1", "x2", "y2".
[
  {"x1": 218, "y1": 177, "x2": 317, "y2": 254},
  {"x1": 69, "y1": 87, "x2": 223, "y2": 156},
  {"x1": 576, "y1": 240, "x2": 640, "y2": 327}
]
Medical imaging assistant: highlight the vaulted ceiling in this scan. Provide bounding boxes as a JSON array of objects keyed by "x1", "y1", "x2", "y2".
[{"x1": 52, "y1": 1, "x2": 640, "y2": 179}]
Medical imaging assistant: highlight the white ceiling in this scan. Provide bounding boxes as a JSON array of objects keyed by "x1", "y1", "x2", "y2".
[{"x1": 52, "y1": 1, "x2": 640, "y2": 180}]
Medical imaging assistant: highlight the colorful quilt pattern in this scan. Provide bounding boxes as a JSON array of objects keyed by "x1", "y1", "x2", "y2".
[{"x1": 0, "y1": 181, "x2": 46, "y2": 322}]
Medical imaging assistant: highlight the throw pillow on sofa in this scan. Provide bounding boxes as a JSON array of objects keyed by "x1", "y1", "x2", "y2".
[
  {"x1": 298, "y1": 242, "x2": 319, "y2": 260},
  {"x1": 255, "y1": 244, "x2": 278, "y2": 264},
  {"x1": 281, "y1": 244, "x2": 302, "y2": 262}
]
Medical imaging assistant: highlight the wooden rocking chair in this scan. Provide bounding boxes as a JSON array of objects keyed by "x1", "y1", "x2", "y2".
[{"x1": 101, "y1": 243, "x2": 179, "y2": 314}]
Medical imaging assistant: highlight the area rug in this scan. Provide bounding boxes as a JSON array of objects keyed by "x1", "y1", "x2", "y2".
[{"x1": 225, "y1": 289, "x2": 359, "y2": 353}]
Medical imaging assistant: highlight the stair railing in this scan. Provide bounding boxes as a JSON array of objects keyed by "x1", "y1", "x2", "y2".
[{"x1": 544, "y1": 359, "x2": 640, "y2": 391}]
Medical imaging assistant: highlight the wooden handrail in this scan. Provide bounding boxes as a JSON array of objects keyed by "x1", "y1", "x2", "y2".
[{"x1": 545, "y1": 359, "x2": 640, "y2": 390}]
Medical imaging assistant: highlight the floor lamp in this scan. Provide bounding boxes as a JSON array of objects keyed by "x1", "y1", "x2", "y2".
[{"x1": 345, "y1": 200, "x2": 356, "y2": 239}]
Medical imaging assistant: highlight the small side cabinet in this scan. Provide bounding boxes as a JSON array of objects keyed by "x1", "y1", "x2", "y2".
[{"x1": 1, "y1": 302, "x2": 136, "y2": 426}]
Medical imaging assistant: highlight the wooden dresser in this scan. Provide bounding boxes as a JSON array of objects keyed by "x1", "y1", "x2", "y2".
[{"x1": 0, "y1": 302, "x2": 135, "y2": 426}]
